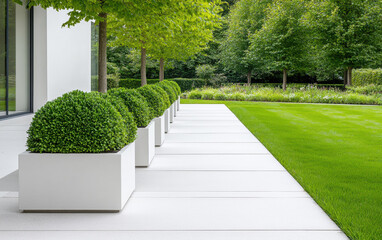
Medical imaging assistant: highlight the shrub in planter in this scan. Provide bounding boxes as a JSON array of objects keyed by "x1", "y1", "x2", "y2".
[
  {"x1": 137, "y1": 85, "x2": 166, "y2": 118},
  {"x1": 157, "y1": 81, "x2": 177, "y2": 103},
  {"x1": 90, "y1": 92, "x2": 137, "y2": 142},
  {"x1": 108, "y1": 88, "x2": 152, "y2": 127},
  {"x1": 168, "y1": 81, "x2": 181, "y2": 96},
  {"x1": 27, "y1": 90, "x2": 130, "y2": 153},
  {"x1": 151, "y1": 85, "x2": 171, "y2": 109}
]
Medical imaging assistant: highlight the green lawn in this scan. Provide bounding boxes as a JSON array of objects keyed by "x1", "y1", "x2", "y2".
[{"x1": 182, "y1": 99, "x2": 382, "y2": 240}]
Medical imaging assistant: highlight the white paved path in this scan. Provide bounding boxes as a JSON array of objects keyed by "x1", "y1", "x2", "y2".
[{"x1": 0, "y1": 104, "x2": 348, "y2": 239}]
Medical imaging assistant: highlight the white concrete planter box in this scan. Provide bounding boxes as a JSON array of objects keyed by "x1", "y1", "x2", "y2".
[
  {"x1": 164, "y1": 109, "x2": 170, "y2": 133},
  {"x1": 154, "y1": 114, "x2": 165, "y2": 147},
  {"x1": 18, "y1": 142, "x2": 136, "y2": 212},
  {"x1": 135, "y1": 120, "x2": 155, "y2": 167},
  {"x1": 177, "y1": 96, "x2": 180, "y2": 111},
  {"x1": 170, "y1": 104, "x2": 175, "y2": 123}
]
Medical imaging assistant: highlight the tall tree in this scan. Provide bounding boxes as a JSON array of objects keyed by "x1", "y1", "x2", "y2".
[
  {"x1": 220, "y1": 0, "x2": 271, "y2": 85},
  {"x1": 305, "y1": 0, "x2": 382, "y2": 86},
  {"x1": 249, "y1": 0, "x2": 308, "y2": 90}
]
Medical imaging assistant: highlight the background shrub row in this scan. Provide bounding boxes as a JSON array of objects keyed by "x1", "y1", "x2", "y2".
[
  {"x1": 352, "y1": 69, "x2": 382, "y2": 86},
  {"x1": 119, "y1": 78, "x2": 205, "y2": 92}
]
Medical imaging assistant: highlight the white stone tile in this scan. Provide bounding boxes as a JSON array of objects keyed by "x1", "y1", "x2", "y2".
[
  {"x1": 0, "y1": 197, "x2": 340, "y2": 230},
  {"x1": 132, "y1": 191, "x2": 310, "y2": 198},
  {"x1": 136, "y1": 171, "x2": 303, "y2": 192},
  {"x1": 174, "y1": 116, "x2": 239, "y2": 121},
  {"x1": 171, "y1": 120, "x2": 244, "y2": 126},
  {"x1": 156, "y1": 143, "x2": 269, "y2": 155},
  {"x1": 169, "y1": 125, "x2": 249, "y2": 134},
  {"x1": 148, "y1": 155, "x2": 282, "y2": 170},
  {"x1": 0, "y1": 231, "x2": 349, "y2": 240},
  {"x1": 164, "y1": 133, "x2": 258, "y2": 143}
]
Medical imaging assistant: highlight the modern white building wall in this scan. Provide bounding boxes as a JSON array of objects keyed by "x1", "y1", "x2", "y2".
[{"x1": 34, "y1": 7, "x2": 91, "y2": 111}]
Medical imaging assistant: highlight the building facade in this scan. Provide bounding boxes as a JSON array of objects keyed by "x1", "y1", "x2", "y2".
[{"x1": 1, "y1": 1, "x2": 93, "y2": 119}]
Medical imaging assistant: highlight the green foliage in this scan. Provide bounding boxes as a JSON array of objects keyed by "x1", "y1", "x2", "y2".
[
  {"x1": 249, "y1": 0, "x2": 309, "y2": 73},
  {"x1": 185, "y1": 85, "x2": 382, "y2": 105},
  {"x1": 157, "y1": 81, "x2": 177, "y2": 103},
  {"x1": 27, "y1": 90, "x2": 130, "y2": 153},
  {"x1": 137, "y1": 85, "x2": 166, "y2": 117},
  {"x1": 347, "y1": 84, "x2": 382, "y2": 95},
  {"x1": 90, "y1": 92, "x2": 137, "y2": 143},
  {"x1": 167, "y1": 81, "x2": 181, "y2": 96},
  {"x1": 108, "y1": 88, "x2": 152, "y2": 127},
  {"x1": 107, "y1": 76, "x2": 119, "y2": 90},
  {"x1": 352, "y1": 69, "x2": 382, "y2": 86},
  {"x1": 196, "y1": 64, "x2": 216, "y2": 81},
  {"x1": 151, "y1": 84, "x2": 171, "y2": 109},
  {"x1": 119, "y1": 78, "x2": 205, "y2": 92}
]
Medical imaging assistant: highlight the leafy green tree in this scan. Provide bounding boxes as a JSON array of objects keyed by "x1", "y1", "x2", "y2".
[
  {"x1": 220, "y1": 0, "x2": 271, "y2": 85},
  {"x1": 305, "y1": 0, "x2": 382, "y2": 86},
  {"x1": 249, "y1": 0, "x2": 308, "y2": 90}
]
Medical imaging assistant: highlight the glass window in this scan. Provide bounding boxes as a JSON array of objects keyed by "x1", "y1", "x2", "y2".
[
  {"x1": 0, "y1": 0, "x2": 30, "y2": 118},
  {"x1": 91, "y1": 22, "x2": 98, "y2": 91}
]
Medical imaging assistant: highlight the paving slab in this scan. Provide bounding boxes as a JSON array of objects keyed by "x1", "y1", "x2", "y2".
[
  {"x1": 0, "y1": 197, "x2": 340, "y2": 230},
  {"x1": 136, "y1": 170, "x2": 303, "y2": 192},
  {"x1": 132, "y1": 191, "x2": 309, "y2": 198},
  {"x1": 164, "y1": 133, "x2": 258, "y2": 143},
  {"x1": 168, "y1": 125, "x2": 249, "y2": 134},
  {"x1": 156, "y1": 142, "x2": 269, "y2": 155},
  {"x1": 0, "y1": 231, "x2": 349, "y2": 240},
  {"x1": 171, "y1": 120, "x2": 244, "y2": 126},
  {"x1": 148, "y1": 155, "x2": 282, "y2": 170}
]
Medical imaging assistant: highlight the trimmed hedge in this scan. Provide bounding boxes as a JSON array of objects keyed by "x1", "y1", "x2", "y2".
[
  {"x1": 91, "y1": 92, "x2": 137, "y2": 143},
  {"x1": 157, "y1": 81, "x2": 177, "y2": 103},
  {"x1": 137, "y1": 85, "x2": 166, "y2": 117},
  {"x1": 119, "y1": 78, "x2": 205, "y2": 92},
  {"x1": 151, "y1": 85, "x2": 171, "y2": 109},
  {"x1": 27, "y1": 90, "x2": 130, "y2": 153},
  {"x1": 353, "y1": 69, "x2": 382, "y2": 86},
  {"x1": 108, "y1": 88, "x2": 153, "y2": 127}
]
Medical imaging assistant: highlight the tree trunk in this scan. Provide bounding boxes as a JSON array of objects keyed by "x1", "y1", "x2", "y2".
[
  {"x1": 141, "y1": 47, "x2": 147, "y2": 86},
  {"x1": 283, "y1": 69, "x2": 287, "y2": 91},
  {"x1": 347, "y1": 67, "x2": 352, "y2": 86},
  {"x1": 247, "y1": 70, "x2": 252, "y2": 86},
  {"x1": 98, "y1": 12, "x2": 107, "y2": 93},
  {"x1": 343, "y1": 69, "x2": 348, "y2": 87},
  {"x1": 159, "y1": 58, "x2": 165, "y2": 81}
]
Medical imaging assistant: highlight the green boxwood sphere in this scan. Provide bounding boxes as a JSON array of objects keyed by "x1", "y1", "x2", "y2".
[
  {"x1": 108, "y1": 88, "x2": 153, "y2": 127},
  {"x1": 137, "y1": 85, "x2": 166, "y2": 117},
  {"x1": 27, "y1": 90, "x2": 129, "y2": 153},
  {"x1": 157, "y1": 81, "x2": 177, "y2": 103},
  {"x1": 151, "y1": 85, "x2": 171, "y2": 109},
  {"x1": 90, "y1": 92, "x2": 137, "y2": 143},
  {"x1": 168, "y1": 81, "x2": 181, "y2": 96}
]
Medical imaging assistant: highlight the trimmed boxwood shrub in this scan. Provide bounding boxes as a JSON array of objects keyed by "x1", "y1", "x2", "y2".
[
  {"x1": 151, "y1": 85, "x2": 171, "y2": 109},
  {"x1": 108, "y1": 88, "x2": 153, "y2": 127},
  {"x1": 353, "y1": 69, "x2": 382, "y2": 86},
  {"x1": 157, "y1": 81, "x2": 177, "y2": 103},
  {"x1": 137, "y1": 85, "x2": 166, "y2": 118},
  {"x1": 90, "y1": 92, "x2": 137, "y2": 143},
  {"x1": 168, "y1": 81, "x2": 181, "y2": 96},
  {"x1": 27, "y1": 90, "x2": 129, "y2": 153}
]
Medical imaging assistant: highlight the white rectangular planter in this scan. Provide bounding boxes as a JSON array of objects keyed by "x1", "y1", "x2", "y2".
[
  {"x1": 154, "y1": 114, "x2": 165, "y2": 146},
  {"x1": 177, "y1": 96, "x2": 180, "y2": 111},
  {"x1": 135, "y1": 120, "x2": 155, "y2": 167},
  {"x1": 18, "y1": 142, "x2": 136, "y2": 212},
  {"x1": 164, "y1": 109, "x2": 170, "y2": 133},
  {"x1": 170, "y1": 103, "x2": 175, "y2": 123},
  {"x1": 174, "y1": 102, "x2": 177, "y2": 117}
]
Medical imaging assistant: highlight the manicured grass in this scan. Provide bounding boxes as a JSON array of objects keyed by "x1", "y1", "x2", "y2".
[{"x1": 182, "y1": 99, "x2": 382, "y2": 240}]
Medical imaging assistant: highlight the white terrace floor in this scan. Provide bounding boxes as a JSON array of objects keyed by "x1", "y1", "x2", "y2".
[{"x1": 0, "y1": 104, "x2": 348, "y2": 240}]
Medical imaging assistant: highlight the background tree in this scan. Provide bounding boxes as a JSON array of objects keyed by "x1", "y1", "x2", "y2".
[
  {"x1": 220, "y1": 0, "x2": 272, "y2": 85},
  {"x1": 249, "y1": 0, "x2": 308, "y2": 90},
  {"x1": 305, "y1": 0, "x2": 382, "y2": 86}
]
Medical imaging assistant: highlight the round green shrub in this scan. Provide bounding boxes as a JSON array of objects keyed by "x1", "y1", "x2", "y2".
[
  {"x1": 137, "y1": 85, "x2": 166, "y2": 118},
  {"x1": 188, "y1": 90, "x2": 202, "y2": 99},
  {"x1": 157, "y1": 81, "x2": 177, "y2": 103},
  {"x1": 90, "y1": 92, "x2": 137, "y2": 143},
  {"x1": 167, "y1": 81, "x2": 181, "y2": 95},
  {"x1": 108, "y1": 88, "x2": 153, "y2": 127},
  {"x1": 27, "y1": 90, "x2": 129, "y2": 153},
  {"x1": 151, "y1": 85, "x2": 171, "y2": 109}
]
